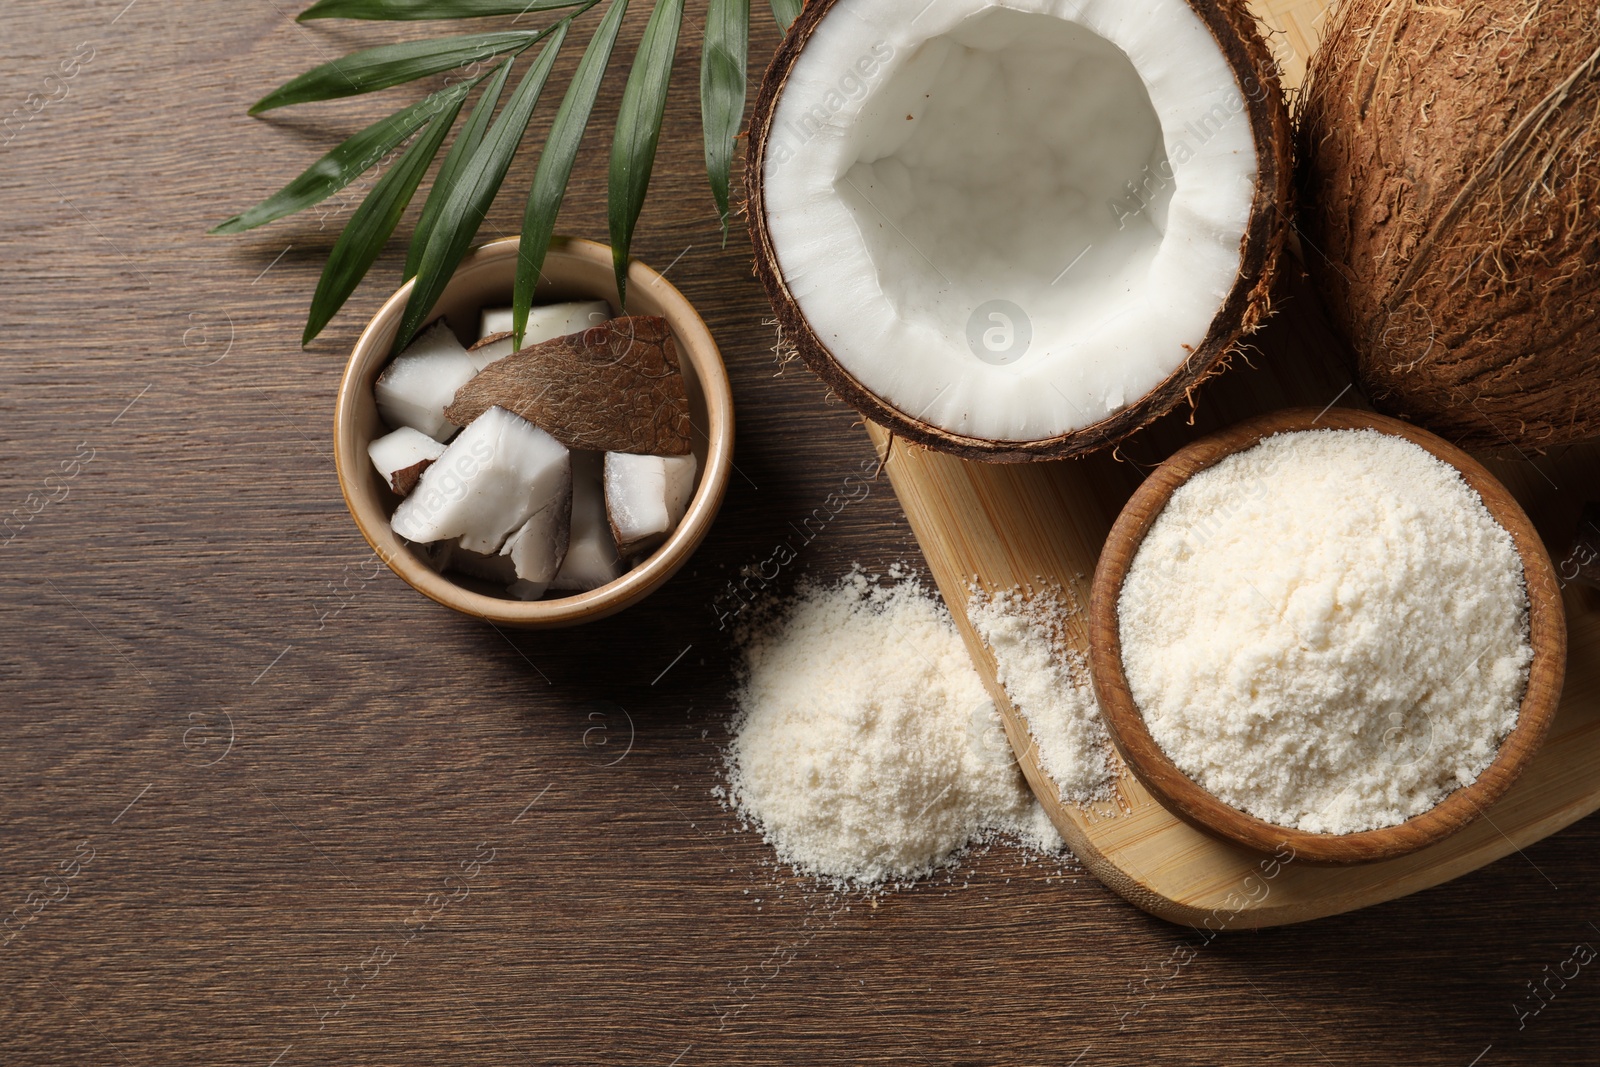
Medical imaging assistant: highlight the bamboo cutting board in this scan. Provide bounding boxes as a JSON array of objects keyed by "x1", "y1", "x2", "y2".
[{"x1": 866, "y1": 0, "x2": 1600, "y2": 928}]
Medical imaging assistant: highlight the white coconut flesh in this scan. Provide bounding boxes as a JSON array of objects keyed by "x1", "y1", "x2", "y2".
[
  {"x1": 468, "y1": 334, "x2": 517, "y2": 373},
  {"x1": 479, "y1": 301, "x2": 612, "y2": 347},
  {"x1": 550, "y1": 452, "x2": 623, "y2": 592},
  {"x1": 390, "y1": 406, "x2": 571, "y2": 556},
  {"x1": 375, "y1": 321, "x2": 479, "y2": 442},
  {"x1": 473, "y1": 301, "x2": 614, "y2": 372},
  {"x1": 762, "y1": 0, "x2": 1260, "y2": 442},
  {"x1": 604, "y1": 452, "x2": 698, "y2": 557},
  {"x1": 367, "y1": 426, "x2": 446, "y2": 493},
  {"x1": 500, "y1": 480, "x2": 573, "y2": 598}
]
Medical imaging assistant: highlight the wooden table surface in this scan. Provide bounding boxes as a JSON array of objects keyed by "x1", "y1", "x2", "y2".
[{"x1": 2, "y1": 3, "x2": 1597, "y2": 1064}]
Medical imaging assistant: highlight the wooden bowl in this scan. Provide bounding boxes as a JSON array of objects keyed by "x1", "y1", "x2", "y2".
[
  {"x1": 1088, "y1": 408, "x2": 1567, "y2": 864},
  {"x1": 334, "y1": 236, "x2": 735, "y2": 629}
]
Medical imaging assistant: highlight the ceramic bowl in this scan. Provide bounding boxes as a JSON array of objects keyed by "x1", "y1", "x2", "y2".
[{"x1": 334, "y1": 236, "x2": 734, "y2": 628}]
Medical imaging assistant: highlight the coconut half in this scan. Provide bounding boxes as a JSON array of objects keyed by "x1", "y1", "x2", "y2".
[{"x1": 748, "y1": 0, "x2": 1290, "y2": 460}]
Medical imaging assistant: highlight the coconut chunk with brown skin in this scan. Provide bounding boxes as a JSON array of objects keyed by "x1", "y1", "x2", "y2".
[
  {"x1": 604, "y1": 453, "x2": 698, "y2": 558},
  {"x1": 479, "y1": 301, "x2": 612, "y2": 346},
  {"x1": 391, "y1": 406, "x2": 570, "y2": 556},
  {"x1": 549, "y1": 452, "x2": 622, "y2": 592},
  {"x1": 368, "y1": 426, "x2": 446, "y2": 497},
  {"x1": 375, "y1": 321, "x2": 478, "y2": 441},
  {"x1": 422, "y1": 537, "x2": 529, "y2": 591},
  {"x1": 446, "y1": 316, "x2": 692, "y2": 455}
]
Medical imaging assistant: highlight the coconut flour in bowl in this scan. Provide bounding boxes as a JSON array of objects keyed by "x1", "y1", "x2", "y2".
[{"x1": 1118, "y1": 428, "x2": 1533, "y2": 835}]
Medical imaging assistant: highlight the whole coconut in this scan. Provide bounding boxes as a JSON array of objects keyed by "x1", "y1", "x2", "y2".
[{"x1": 1299, "y1": 1, "x2": 1600, "y2": 452}]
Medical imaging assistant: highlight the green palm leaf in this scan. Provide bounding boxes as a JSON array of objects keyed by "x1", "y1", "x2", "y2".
[
  {"x1": 249, "y1": 30, "x2": 543, "y2": 113},
  {"x1": 768, "y1": 0, "x2": 799, "y2": 31},
  {"x1": 300, "y1": 0, "x2": 584, "y2": 18},
  {"x1": 398, "y1": 26, "x2": 570, "y2": 350},
  {"x1": 512, "y1": 0, "x2": 629, "y2": 348},
  {"x1": 405, "y1": 57, "x2": 515, "y2": 280},
  {"x1": 302, "y1": 77, "x2": 474, "y2": 345},
  {"x1": 211, "y1": 78, "x2": 477, "y2": 235},
  {"x1": 220, "y1": 0, "x2": 769, "y2": 349},
  {"x1": 608, "y1": 0, "x2": 685, "y2": 309},
  {"x1": 700, "y1": 0, "x2": 747, "y2": 244}
]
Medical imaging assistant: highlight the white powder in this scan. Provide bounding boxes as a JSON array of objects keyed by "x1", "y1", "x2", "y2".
[
  {"x1": 1119, "y1": 429, "x2": 1533, "y2": 835},
  {"x1": 969, "y1": 588, "x2": 1114, "y2": 804},
  {"x1": 724, "y1": 567, "x2": 1063, "y2": 887}
]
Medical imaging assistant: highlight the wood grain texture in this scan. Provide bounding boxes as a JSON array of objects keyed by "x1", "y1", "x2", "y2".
[
  {"x1": 0, "y1": 1, "x2": 1597, "y2": 1065},
  {"x1": 1087, "y1": 407, "x2": 1567, "y2": 866}
]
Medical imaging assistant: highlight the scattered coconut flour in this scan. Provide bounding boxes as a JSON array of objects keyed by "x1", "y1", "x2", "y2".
[
  {"x1": 968, "y1": 587, "x2": 1114, "y2": 804},
  {"x1": 1119, "y1": 429, "x2": 1534, "y2": 835},
  {"x1": 722, "y1": 566, "x2": 1063, "y2": 888}
]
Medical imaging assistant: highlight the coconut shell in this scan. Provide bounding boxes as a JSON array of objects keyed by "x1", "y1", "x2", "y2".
[
  {"x1": 445, "y1": 316, "x2": 692, "y2": 456},
  {"x1": 744, "y1": 0, "x2": 1292, "y2": 462},
  {"x1": 1299, "y1": 1, "x2": 1600, "y2": 452}
]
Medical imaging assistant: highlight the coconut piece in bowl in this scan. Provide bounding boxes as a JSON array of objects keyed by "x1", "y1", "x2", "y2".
[
  {"x1": 549, "y1": 452, "x2": 623, "y2": 593},
  {"x1": 368, "y1": 426, "x2": 446, "y2": 497},
  {"x1": 467, "y1": 332, "x2": 517, "y2": 373},
  {"x1": 478, "y1": 300, "x2": 610, "y2": 344},
  {"x1": 468, "y1": 301, "x2": 615, "y2": 372},
  {"x1": 605, "y1": 452, "x2": 697, "y2": 558},
  {"x1": 391, "y1": 406, "x2": 570, "y2": 556},
  {"x1": 502, "y1": 486, "x2": 574, "y2": 600},
  {"x1": 374, "y1": 321, "x2": 478, "y2": 441}
]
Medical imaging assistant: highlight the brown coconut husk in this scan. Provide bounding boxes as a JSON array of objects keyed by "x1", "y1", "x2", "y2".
[
  {"x1": 745, "y1": 0, "x2": 1293, "y2": 463},
  {"x1": 446, "y1": 317, "x2": 692, "y2": 455},
  {"x1": 1298, "y1": 0, "x2": 1600, "y2": 453}
]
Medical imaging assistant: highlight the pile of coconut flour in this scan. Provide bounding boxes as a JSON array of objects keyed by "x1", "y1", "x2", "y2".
[
  {"x1": 722, "y1": 567, "x2": 1063, "y2": 887},
  {"x1": 968, "y1": 587, "x2": 1114, "y2": 804},
  {"x1": 1119, "y1": 429, "x2": 1533, "y2": 835}
]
